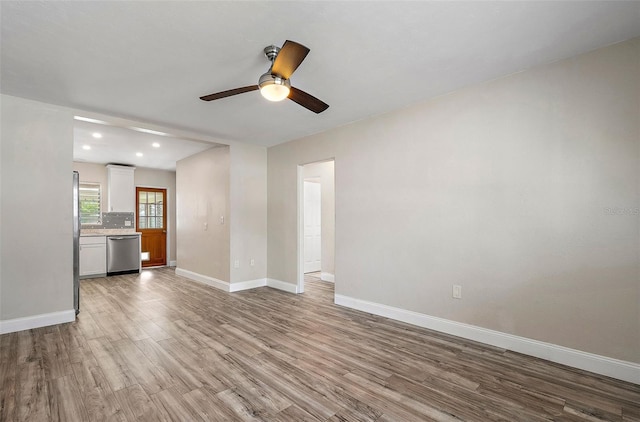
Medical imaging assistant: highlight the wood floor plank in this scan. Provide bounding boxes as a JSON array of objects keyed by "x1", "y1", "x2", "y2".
[
  {"x1": 74, "y1": 311, "x2": 105, "y2": 340},
  {"x1": 156, "y1": 338, "x2": 229, "y2": 392},
  {"x1": 1, "y1": 268, "x2": 638, "y2": 422},
  {"x1": 0, "y1": 365, "x2": 18, "y2": 421},
  {"x1": 109, "y1": 338, "x2": 175, "y2": 395},
  {"x1": 47, "y1": 375, "x2": 90, "y2": 422},
  {"x1": 113, "y1": 384, "x2": 168, "y2": 422},
  {"x1": 41, "y1": 327, "x2": 73, "y2": 380},
  {"x1": 16, "y1": 360, "x2": 51, "y2": 422},
  {"x1": 182, "y1": 386, "x2": 245, "y2": 422},
  {"x1": 87, "y1": 336, "x2": 137, "y2": 392},
  {"x1": 150, "y1": 386, "x2": 207, "y2": 422},
  {"x1": 134, "y1": 337, "x2": 203, "y2": 391},
  {"x1": 70, "y1": 360, "x2": 127, "y2": 421},
  {"x1": 58, "y1": 322, "x2": 97, "y2": 366}
]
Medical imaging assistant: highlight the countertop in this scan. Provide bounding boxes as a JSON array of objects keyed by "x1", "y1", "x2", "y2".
[{"x1": 80, "y1": 229, "x2": 141, "y2": 237}]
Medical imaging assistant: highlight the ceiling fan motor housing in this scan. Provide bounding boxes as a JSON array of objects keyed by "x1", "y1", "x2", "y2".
[
  {"x1": 264, "y1": 45, "x2": 280, "y2": 62},
  {"x1": 258, "y1": 72, "x2": 290, "y2": 88}
]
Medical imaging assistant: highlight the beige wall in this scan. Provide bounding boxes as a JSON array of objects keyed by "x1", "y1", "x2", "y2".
[
  {"x1": 229, "y1": 143, "x2": 267, "y2": 283},
  {"x1": 268, "y1": 39, "x2": 640, "y2": 362},
  {"x1": 304, "y1": 161, "x2": 335, "y2": 277},
  {"x1": 1, "y1": 95, "x2": 75, "y2": 320},
  {"x1": 176, "y1": 146, "x2": 230, "y2": 281}
]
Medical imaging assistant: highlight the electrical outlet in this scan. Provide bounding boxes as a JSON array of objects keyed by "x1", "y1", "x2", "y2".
[
  {"x1": 234, "y1": 260, "x2": 240, "y2": 269},
  {"x1": 203, "y1": 222, "x2": 208, "y2": 231},
  {"x1": 220, "y1": 215, "x2": 225, "y2": 225},
  {"x1": 250, "y1": 259, "x2": 255, "y2": 267},
  {"x1": 452, "y1": 285, "x2": 462, "y2": 299}
]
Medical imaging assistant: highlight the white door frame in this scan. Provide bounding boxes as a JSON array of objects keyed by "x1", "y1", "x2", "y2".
[
  {"x1": 296, "y1": 159, "x2": 335, "y2": 294},
  {"x1": 296, "y1": 165, "x2": 305, "y2": 293},
  {"x1": 135, "y1": 183, "x2": 172, "y2": 267}
]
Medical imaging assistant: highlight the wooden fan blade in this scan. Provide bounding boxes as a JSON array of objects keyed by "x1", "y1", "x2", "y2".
[
  {"x1": 271, "y1": 40, "x2": 310, "y2": 79},
  {"x1": 288, "y1": 87, "x2": 329, "y2": 114},
  {"x1": 200, "y1": 85, "x2": 258, "y2": 101}
]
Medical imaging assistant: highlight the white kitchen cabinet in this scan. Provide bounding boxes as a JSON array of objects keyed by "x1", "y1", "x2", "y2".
[
  {"x1": 79, "y1": 236, "x2": 106, "y2": 278},
  {"x1": 107, "y1": 164, "x2": 136, "y2": 212}
]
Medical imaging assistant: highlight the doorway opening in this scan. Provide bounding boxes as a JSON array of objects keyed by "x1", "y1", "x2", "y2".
[
  {"x1": 297, "y1": 159, "x2": 335, "y2": 293},
  {"x1": 136, "y1": 186, "x2": 167, "y2": 267}
]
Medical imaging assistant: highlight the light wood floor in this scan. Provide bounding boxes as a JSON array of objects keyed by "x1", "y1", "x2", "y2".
[{"x1": 1, "y1": 268, "x2": 638, "y2": 421}]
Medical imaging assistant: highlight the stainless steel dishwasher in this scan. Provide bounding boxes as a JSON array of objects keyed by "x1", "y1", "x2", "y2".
[{"x1": 106, "y1": 235, "x2": 140, "y2": 275}]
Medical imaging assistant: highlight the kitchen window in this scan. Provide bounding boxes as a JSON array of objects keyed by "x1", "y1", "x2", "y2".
[{"x1": 79, "y1": 182, "x2": 101, "y2": 225}]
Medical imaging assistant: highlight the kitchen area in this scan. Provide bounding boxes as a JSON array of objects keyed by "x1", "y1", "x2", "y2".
[
  {"x1": 75, "y1": 165, "x2": 141, "y2": 280},
  {"x1": 72, "y1": 117, "x2": 211, "y2": 276},
  {"x1": 71, "y1": 117, "x2": 215, "y2": 313}
]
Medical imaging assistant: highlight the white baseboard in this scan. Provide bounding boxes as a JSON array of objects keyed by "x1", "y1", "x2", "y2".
[
  {"x1": 175, "y1": 269, "x2": 273, "y2": 294},
  {"x1": 169, "y1": 260, "x2": 177, "y2": 267},
  {"x1": 267, "y1": 278, "x2": 299, "y2": 294},
  {"x1": 334, "y1": 294, "x2": 639, "y2": 385},
  {"x1": 229, "y1": 278, "x2": 267, "y2": 292},
  {"x1": 175, "y1": 267, "x2": 230, "y2": 292},
  {"x1": 320, "y1": 272, "x2": 335, "y2": 282},
  {"x1": 0, "y1": 310, "x2": 76, "y2": 335}
]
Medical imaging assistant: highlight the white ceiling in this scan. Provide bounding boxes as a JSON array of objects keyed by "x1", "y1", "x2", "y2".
[
  {"x1": 2, "y1": 1, "x2": 640, "y2": 150},
  {"x1": 73, "y1": 118, "x2": 216, "y2": 171}
]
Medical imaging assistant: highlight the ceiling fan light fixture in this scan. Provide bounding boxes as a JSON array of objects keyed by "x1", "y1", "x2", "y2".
[{"x1": 259, "y1": 73, "x2": 290, "y2": 102}]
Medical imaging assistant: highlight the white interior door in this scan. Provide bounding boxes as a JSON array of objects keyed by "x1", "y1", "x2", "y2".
[{"x1": 304, "y1": 181, "x2": 321, "y2": 273}]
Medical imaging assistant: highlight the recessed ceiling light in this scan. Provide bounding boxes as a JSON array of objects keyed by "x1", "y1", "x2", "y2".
[
  {"x1": 152, "y1": 142, "x2": 160, "y2": 148},
  {"x1": 92, "y1": 132, "x2": 102, "y2": 139},
  {"x1": 136, "y1": 152, "x2": 143, "y2": 157},
  {"x1": 82, "y1": 145, "x2": 91, "y2": 150}
]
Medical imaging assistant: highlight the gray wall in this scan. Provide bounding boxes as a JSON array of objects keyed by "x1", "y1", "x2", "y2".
[
  {"x1": 176, "y1": 146, "x2": 231, "y2": 281},
  {"x1": 1, "y1": 95, "x2": 74, "y2": 320},
  {"x1": 267, "y1": 39, "x2": 640, "y2": 362},
  {"x1": 229, "y1": 143, "x2": 267, "y2": 283}
]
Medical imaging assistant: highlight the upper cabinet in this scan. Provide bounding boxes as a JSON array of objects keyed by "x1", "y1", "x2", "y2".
[{"x1": 107, "y1": 164, "x2": 136, "y2": 212}]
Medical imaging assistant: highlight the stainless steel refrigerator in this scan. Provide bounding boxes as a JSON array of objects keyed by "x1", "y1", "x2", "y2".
[{"x1": 73, "y1": 171, "x2": 80, "y2": 315}]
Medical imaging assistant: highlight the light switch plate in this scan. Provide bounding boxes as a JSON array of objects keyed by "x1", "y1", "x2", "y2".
[{"x1": 452, "y1": 285, "x2": 462, "y2": 299}]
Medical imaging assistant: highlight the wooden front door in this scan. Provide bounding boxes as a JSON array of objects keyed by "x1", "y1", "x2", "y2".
[{"x1": 136, "y1": 187, "x2": 167, "y2": 267}]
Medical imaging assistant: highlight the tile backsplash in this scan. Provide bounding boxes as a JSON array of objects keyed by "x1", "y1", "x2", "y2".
[{"x1": 83, "y1": 212, "x2": 134, "y2": 229}]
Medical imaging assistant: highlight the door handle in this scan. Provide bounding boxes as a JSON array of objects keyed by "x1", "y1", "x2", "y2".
[{"x1": 162, "y1": 230, "x2": 167, "y2": 233}]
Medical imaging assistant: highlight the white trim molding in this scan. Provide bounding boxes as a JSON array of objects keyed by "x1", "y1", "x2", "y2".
[
  {"x1": 267, "y1": 278, "x2": 300, "y2": 294},
  {"x1": 334, "y1": 294, "x2": 640, "y2": 385},
  {"x1": 169, "y1": 260, "x2": 177, "y2": 267},
  {"x1": 0, "y1": 310, "x2": 76, "y2": 335},
  {"x1": 176, "y1": 268, "x2": 268, "y2": 293},
  {"x1": 175, "y1": 267, "x2": 230, "y2": 292},
  {"x1": 320, "y1": 272, "x2": 335, "y2": 282},
  {"x1": 229, "y1": 278, "x2": 267, "y2": 292},
  {"x1": 175, "y1": 268, "x2": 301, "y2": 295}
]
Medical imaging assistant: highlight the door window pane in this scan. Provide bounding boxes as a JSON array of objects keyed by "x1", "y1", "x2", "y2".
[{"x1": 137, "y1": 189, "x2": 165, "y2": 230}]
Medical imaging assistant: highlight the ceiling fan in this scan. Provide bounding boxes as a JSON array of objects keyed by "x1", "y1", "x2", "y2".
[{"x1": 200, "y1": 40, "x2": 329, "y2": 114}]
